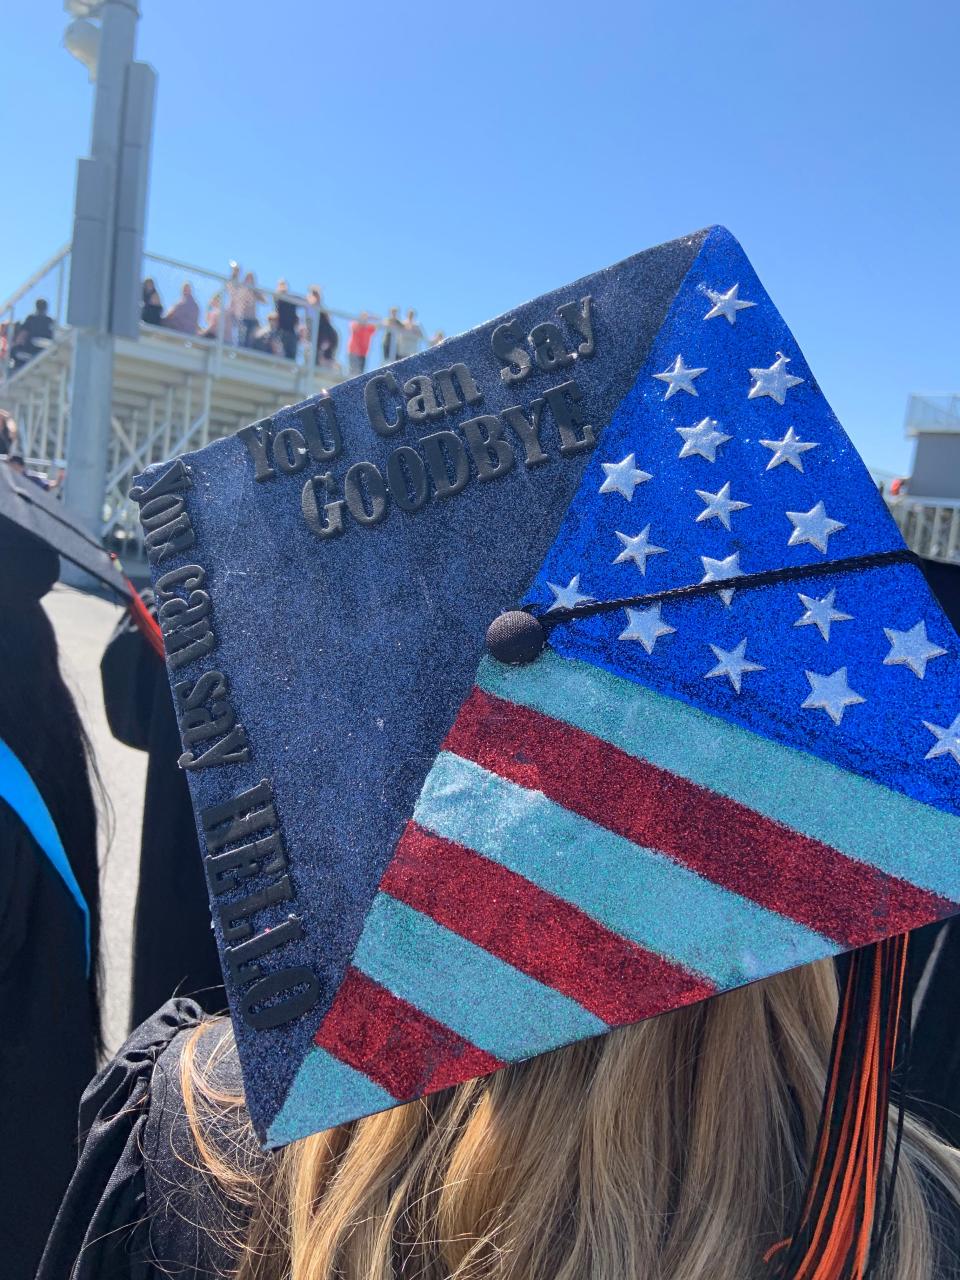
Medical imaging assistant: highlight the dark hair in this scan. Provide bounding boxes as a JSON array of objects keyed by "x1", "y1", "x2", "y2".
[
  {"x1": 0, "y1": 598, "x2": 103, "y2": 1050},
  {"x1": 35, "y1": 299, "x2": 48, "y2": 314}
]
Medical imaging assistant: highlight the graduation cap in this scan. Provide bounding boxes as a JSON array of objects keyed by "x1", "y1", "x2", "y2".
[
  {"x1": 0, "y1": 460, "x2": 129, "y2": 598},
  {"x1": 133, "y1": 227, "x2": 960, "y2": 1278}
]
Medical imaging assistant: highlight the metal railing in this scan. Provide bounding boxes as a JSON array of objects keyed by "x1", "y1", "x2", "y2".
[
  {"x1": 2, "y1": 244, "x2": 432, "y2": 393},
  {"x1": 887, "y1": 496, "x2": 960, "y2": 564},
  {"x1": 139, "y1": 251, "x2": 425, "y2": 380},
  {"x1": 905, "y1": 394, "x2": 960, "y2": 436},
  {"x1": 0, "y1": 245, "x2": 72, "y2": 380}
]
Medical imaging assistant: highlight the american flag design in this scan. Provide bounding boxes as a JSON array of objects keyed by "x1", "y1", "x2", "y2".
[{"x1": 266, "y1": 231, "x2": 960, "y2": 1144}]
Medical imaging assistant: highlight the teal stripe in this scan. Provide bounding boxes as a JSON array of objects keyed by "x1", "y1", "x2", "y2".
[
  {"x1": 267, "y1": 1046, "x2": 396, "y2": 1147},
  {"x1": 415, "y1": 751, "x2": 833, "y2": 988},
  {"x1": 476, "y1": 652, "x2": 960, "y2": 901},
  {"x1": 352, "y1": 893, "x2": 606, "y2": 1060}
]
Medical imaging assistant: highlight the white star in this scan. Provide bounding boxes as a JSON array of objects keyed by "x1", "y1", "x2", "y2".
[
  {"x1": 883, "y1": 621, "x2": 948, "y2": 679},
  {"x1": 700, "y1": 551, "x2": 741, "y2": 607},
  {"x1": 677, "y1": 418, "x2": 732, "y2": 462},
  {"x1": 760, "y1": 426, "x2": 819, "y2": 473},
  {"x1": 705, "y1": 639, "x2": 765, "y2": 693},
  {"x1": 545, "y1": 575, "x2": 594, "y2": 613},
  {"x1": 801, "y1": 668, "x2": 865, "y2": 725},
  {"x1": 613, "y1": 526, "x2": 667, "y2": 574},
  {"x1": 748, "y1": 352, "x2": 804, "y2": 404},
  {"x1": 786, "y1": 502, "x2": 845, "y2": 554},
  {"x1": 653, "y1": 354, "x2": 707, "y2": 399},
  {"x1": 794, "y1": 590, "x2": 853, "y2": 642},
  {"x1": 619, "y1": 604, "x2": 675, "y2": 654},
  {"x1": 703, "y1": 283, "x2": 756, "y2": 324},
  {"x1": 598, "y1": 453, "x2": 652, "y2": 501},
  {"x1": 923, "y1": 713, "x2": 960, "y2": 766},
  {"x1": 695, "y1": 481, "x2": 750, "y2": 530}
]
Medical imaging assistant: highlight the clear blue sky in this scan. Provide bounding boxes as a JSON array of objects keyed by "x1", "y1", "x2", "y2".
[{"x1": 2, "y1": 0, "x2": 957, "y2": 474}]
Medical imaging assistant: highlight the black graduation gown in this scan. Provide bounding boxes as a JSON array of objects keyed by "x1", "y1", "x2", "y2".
[
  {"x1": 37, "y1": 1000, "x2": 259, "y2": 1280},
  {"x1": 0, "y1": 799, "x2": 95, "y2": 1280},
  {"x1": 100, "y1": 608, "x2": 224, "y2": 1027}
]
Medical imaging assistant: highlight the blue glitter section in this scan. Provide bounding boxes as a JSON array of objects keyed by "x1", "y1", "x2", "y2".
[{"x1": 527, "y1": 228, "x2": 960, "y2": 815}]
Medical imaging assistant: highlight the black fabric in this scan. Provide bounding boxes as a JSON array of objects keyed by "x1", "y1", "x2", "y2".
[
  {"x1": 99, "y1": 609, "x2": 224, "y2": 1027},
  {"x1": 36, "y1": 998, "x2": 255, "y2": 1280},
  {"x1": 0, "y1": 519, "x2": 59, "y2": 599},
  {"x1": 0, "y1": 799, "x2": 96, "y2": 1280},
  {"x1": 910, "y1": 920, "x2": 960, "y2": 1148},
  {"x1": 275, "y1": 297, "x2": 298, "y2": 334},
  {"x1": 22, "y1": 312, "x2": 53, "y2": 342},
  {"x1": 315, "y1": 311, "x2": 338, "y2": 360}
]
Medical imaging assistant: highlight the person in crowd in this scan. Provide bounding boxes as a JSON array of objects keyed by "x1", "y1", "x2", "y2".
[
  {"x1": 141, "y1": 280, "x2": 163, "y2": 326},
  {"x1": 347, "y1": 310, "x2": 378, "y2": 375},
  {"x1": 0, "y1": 320, "x2": 10, "y2": 365},
  {"x1": 229, "y1": 267, "x2": 261, "y2": 348},
  {"x1": 161, "y1": 283, "x2": 200, "y2": 335},
  {"x1": 274, "y1": 279, "x2": 300, "y2": 361},
  {"x1": 0, "y1": 410, "x2": 18, "y2": 455},
  {"x1": 37, "y1": 959, "x2": 960, "y2": 1280},
  {"x1": 306, "y1": 286, "x2": 339, "y2": 367},
  {"x1": 201, "y1": 291, "x2": 232, "y2": 343},
  {"x1": 428, "y1": 329, "x2": 446, "y2": 347},
  {"x1": 0, "y1": 512, "x2": 103, "y2": 1280},
  {"x1": 8, "y1": 299, "x2": 55, "y2": 371},
  {"x1": 395, "y1": 306, "x2": 425, "y2": 360},
  {"x1": 251, "y1": 311, "x2": 284, "y2": 357},
  {"x1": 381, "y1": 305, "x2": 403, "y2": 363}
]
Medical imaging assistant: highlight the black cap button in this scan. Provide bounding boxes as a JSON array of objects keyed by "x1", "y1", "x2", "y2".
[{"x1": 485, "y1": 610, "x2": 546, "y2": 665}]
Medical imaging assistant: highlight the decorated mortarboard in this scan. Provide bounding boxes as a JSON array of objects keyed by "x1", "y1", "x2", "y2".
[{"x1": 134, "y1": 228, "x2": 960, "y2": 1256}]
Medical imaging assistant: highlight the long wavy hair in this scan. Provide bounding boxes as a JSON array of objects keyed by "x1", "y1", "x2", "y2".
[
  {"x1": 0, "y1": 592, "x2": 104, "y2": 1050},
  {"x1": 182, "y1": 958, "x2": 960, "y2": 1280}
]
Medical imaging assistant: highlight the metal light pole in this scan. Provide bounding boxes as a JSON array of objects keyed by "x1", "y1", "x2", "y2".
[{"x1": 62, "y1": 0, "x2": 156, "y2": 561}]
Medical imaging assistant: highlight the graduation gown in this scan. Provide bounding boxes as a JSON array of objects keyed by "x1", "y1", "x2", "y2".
[
  {"x1": 37, "y1": 1000, "x2": 257, "y2": 1280},
  {"x1": 0, "y1": 799, "x2": 95, "y2": 1280},
  {"x1": 100, "y1": 607, "x2": 224, "y2": 1027}
]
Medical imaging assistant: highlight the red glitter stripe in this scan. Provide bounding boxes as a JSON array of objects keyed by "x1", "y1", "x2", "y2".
[
  {"x1": 315, "y1": 966, "x2": 503, "y2": 1101},
  {"x1": 381, "y1": 822, "x2": 715, "y2": 1025},
  {"x1": 443, "y1": 687, "x2": 955, "y2": 947}
]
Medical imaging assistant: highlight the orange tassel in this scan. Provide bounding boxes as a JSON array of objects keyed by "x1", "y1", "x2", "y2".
[{"x1": 766, "y1": 935, "x2": 910, "y2": 1280}]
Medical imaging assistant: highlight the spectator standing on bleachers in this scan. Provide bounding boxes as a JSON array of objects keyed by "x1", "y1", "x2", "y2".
[
  {"x1": 201, "y1": 291, "x2": 232, "y2": 343},
  {"x1": 306, "y1": 287, "x2": 339, "y2": 368},
  {"x1": 381, "y1": 306, "x2": 403, "y2": 363},
  {"x1": 228, "y1": 266, "x2": 261, "y2": 348},
  {"x1": 8, "y1": 299, "x2": 55, "y2": 373},
  {"x1": 141, "y1": 279, "x2": 163, "y2": 326},
  {"x1": 274, "y1": 279, "x2": 299, "y2": 361},
  {"x1": 162, "y1": 283, "x2": 200, "y2": 335},
  {"x1": 347, "y1": 312, "x2": 378, "y2": 376},
  {"x1": 396, "y1": 307, "x2": 425, "y2": 360}
]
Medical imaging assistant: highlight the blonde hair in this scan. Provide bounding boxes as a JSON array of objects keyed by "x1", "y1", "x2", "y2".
[{"x1": 182, "y1": 960, "x2": 960, "y2": 1280}]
